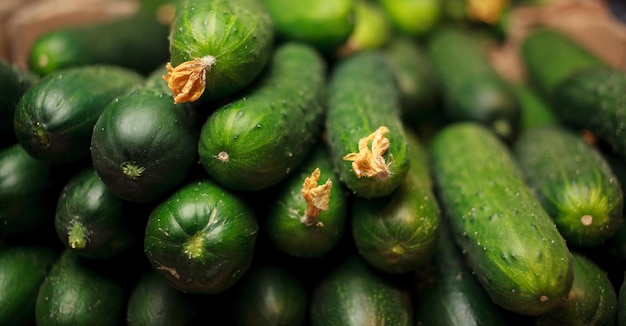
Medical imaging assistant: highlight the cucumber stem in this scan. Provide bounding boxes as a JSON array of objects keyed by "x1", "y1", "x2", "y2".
[
  {"x1": 343, "y1": 126, "x2": 393, "y2": 180},
  {"x1": 163, "y1": 55, "x2": 216, "y2": 104},
  {"x1": 300, "y1": 167, "x2": 332, "y2": 225},
  {"x1": 67, "y1": 220, "x2": 89, "y2": 249}
]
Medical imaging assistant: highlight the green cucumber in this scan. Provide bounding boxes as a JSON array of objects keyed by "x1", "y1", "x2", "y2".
[
  {"x1": 336, "y1": 0, "x2": 391, "y2": 57},
  {"x1": 164, "y1": 0, "x2": 274, "y2": 103},
  {"x1": 0, "y1": 143, "x2": 54, "y2": 236},
  {"x1": 426, "y1": 27, "x2": 520, "y2": 141},
  {"x1": 198, "y1": 42, "x2": 326, "y2": 191},
  {"x1": 351, "y1": 130, "x2": 440, "y2": 274},
  {"x1": 0, "y1": 245, "x2": 58, "y2": 325},
  {"x1": 536, "y1": 252, "x2": 618, "y2": 326},
  {"x1": 619, "y1": 271, "x2": 626, "y2": 326},
  {"x1": 264, "y1": 144, "x2": 348, "y2": 258},
  {"x1": 0, "y1": 60, "x2": 39, "y2": 141},
  {"x1": 126, "y1": 269, "x2": 198, "y2": 326},
  {"x1": 512, "y1": 83, "x2": 558, "y2": 132},
  {"x1": 14, "y1": 65, "x2": 144, "y2": 164},
  {"x1": 377, "y1": 0, "x2": 441, "y2": 38},
  {"x1": 35, "y1": 250, "x2": 125, "y2": 326},
  {"x1": 520, "y1": 28, "x2": 607, "y2": 97},
  {"x1": 551, "y1": 67, "x2": 626, "y2": 161},
  {"x1": 143, "y1": 178, "x2": 258, "y2": 294},
  {"x1": 513, "y1": 125, "x2": 624, "y2": 247},
  {"x1": 54, "y1": 167, "x2": 140, "y2": 260},
  {"x1": 28, "y1": 12, "x2": 170, "y2": 76},
  {"x1": 90, "y1": 66, "x2": 199, "y2": 203},
  {"x1": 325, "y1": 50, "x2": 410, "y2": 199},
  {"x1": 429, "y1": 122, "x2": 573, "y2": 316},
  {"x1": 309, "y1": 255, "x2": 413, "y2": 325}
]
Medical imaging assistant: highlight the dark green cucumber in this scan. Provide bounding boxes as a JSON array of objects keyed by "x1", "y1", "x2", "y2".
[
  {"x1": 536, "y1": 252, "x2": 618, "y2": 326},
  {"x1": 351, "y1": 130, "x2": 440, "y2": 274},
  {"x1": 551, "y1": 67, "x2": 626, "y2": 161},
  {"x1": 126, "y1": 269, "x2": 197, "y2": 326},
  {"x1": 165, "y1": 0, "x2": 274, "y2": 103},
  {"x1": 198, "y1": 42, "x2": 326, "y2": 191},
  {"x1": 14, "y1": 65, "x2": 143, "y2": 164},
  {"x1": 414, "y1": 219, "x2": 510, "y2": 326},
  {"x1": 54, "y1": 167, "x2": 140, "y2": 260},
  {"x1": 35, "y1": 250, "x2": 125, "y2": 326},
  {"x1": 520, "y1": 28, "x2": 607, "y2": 97},
  {"x1": 144, "y1": 178, "x2": 258, "y2": 294},
  {"x1": 0, "y1": 245, "x2": 58, "y2": 325},
  {"x1": 429, "y1": 122, "x2": 573, "y2": 316},
  {"x1": 513, "y1": 125, "x2": 624, "y2": 247},
  {"x1": 28, "y1": 12, "x2": 170, "y2": 76},
  {"x1": 378, "y1": 0, "x2": 441, "y2": 37},
  {"x1": 264, "y1": 144, "x2": 348, "y2": 258},
  {"x1": 309, "y1": 255, "x2": 413, "y2": 325},
  {"x1": 90, "y1": 66, "x2": 199, "y2": 203},
  {"x1": 0, "y1": 143, "x2": 54, "y2": 236},
  {"x1": 325, "y1": 50, "x2": 410, "y2": 199},
  {"x1": 426, "y1": 27, "x2": 520, "y2": 141},
  {"x1": 0, "y1": 60, "x2": 39, "y2": 141},
  {"x1": 229, "y1": 264, "x2": 308, "y2": 326}
]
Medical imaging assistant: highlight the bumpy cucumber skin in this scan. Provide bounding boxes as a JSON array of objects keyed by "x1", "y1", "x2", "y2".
[
  {"x1": 429, "y1": 122, "x2": 573, "y2": 316},
  {"x1": 0, "y1": 61, "x2": 39, "y2": 139},
  {"x1": 426, "y1": 27, "x2": 520, "y2": 141},
  {"x1": 13, "y1": 65, "x2": 143, "y2": 164},
  {"x1": 325, "y1": 50, "x2": 410, "y2": 199},
  {"x1": 143, "y1": 179, "x2": 258, "y2": 294},
  {"x1": 536, "y1": 252, "x2": 617, "y2": 326},
  {"x1": 513, "y1": 125, "x2": 624, "y2": 247},
  {"x1": 264, "y1": 145, "x2": 347, "y2": 258},
  {"x1": 169, "y1": 0, "x2": 274, "y2": 100},
  {"x1": 198, "y1": 42, "x2": 326, "y2": 191},
  {"x1": 351, "y1": 130, "x2": 440, "y2": 274}
]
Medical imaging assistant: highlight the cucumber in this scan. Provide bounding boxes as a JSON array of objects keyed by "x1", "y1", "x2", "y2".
[
  {"x1": 619, "y1": 271, "x2": 626, "y2": 326},
  {"x1": 14, "y1": 65, "x2": 144, "y2": 164},
  {"x1": 28, "y1": 12, "x2": 170, "y2": 76},
  {"x1": 126, "y1": 269, "x2": 198, "y2": 326},
  {"x1": 336, "y1": 0, "x2": 392, "y2": 57},
  {"x1": 429, "y1": 122, "x2": 573, "y2": 316},
  {"x1": 426, "y1": 27, "x2": 520, "y2": 141},
  {"x1": 520, "y1": 28, "x2": 607, "y2": 97},
  {"x1": 143, "y1": 178, "x2": 258, "y2": 294},
  {"x1": 35, "y1": 250, "x2": 125, "y2": 326},
  {"x1": 351, "y1": 130, "x2": 440, "y2": 274},
  {"x1": 0, "y1": 143, "x2": 54, "y2": 237},
  {"x1": 536, "y1": 252, "x2": 618, "y2": 326},
  {"x1": 261, "y1": 0, "x2": 355, "y2": 55},
  {"x1": 309, "y1": 255, "x2": 413, "y2": 325},
  {"x1": 229, "y1": 263, "x2": 309, "y2": 326},
  {"x1": 164, "y1": 0, "x2": 274, "y2": 103},
  {"x1": 551, "y1": 67, "x2": 626, "y2": 161},
  {"x1": 513, "y1": 125, "x2": 624, "y2": 247},
  {"x1": 377, "y1": 0, "x2": 441, "y2": 38},
  {"x1": 264, "y1": 144, "x2": 348, "y2": 258},
  {"x1": 512, "y1": 83, "x2": 558, "y2": 132},
  {"x1": 54, "y1": 167, "x2": 140, "y2": 260},
  {"x1": 90, "y1": 66, "x2": 199, "y2": 203},
  {"x1": 0, "y1": 245, "x2": 58, "y2": 325},
  {"x1": 198, "y1": 42, "x2": 326, "y2": 191},
  {"x1": 325, "y1": 50, "x2": 410, "y2": 199},
  {"x1": 0, "y1": 60, "x2": 39, "y2": 142}
]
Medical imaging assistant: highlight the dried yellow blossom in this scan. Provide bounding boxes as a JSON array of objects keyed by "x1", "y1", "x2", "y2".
[
  {"x1": 343, "y1": 126, "x2": 392, "y2": 180},
  {"x1": 301, "y1": 168, "x2": 333, "y2": 224},
  {"x1": 163, "y1": 56, "x2": 216, "y2": 104}
]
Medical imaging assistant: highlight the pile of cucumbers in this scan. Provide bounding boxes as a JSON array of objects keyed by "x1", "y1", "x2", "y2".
[{"x1": 1, "y1": 0, "x2": 626, "y2": 324}]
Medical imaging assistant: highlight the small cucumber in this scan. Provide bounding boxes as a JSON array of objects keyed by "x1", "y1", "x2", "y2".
[
  {"x1": 164, "y1": 0, "x2": 274, "y2": 103},
  {"x1": 14, "y1": 65, "x2": 144, "y2": 164},
  {"x1": 337, "y1": 0, "x2": 392, "y2": 57},
  {"x1": 0, "y1": 60, "x2": 39, "y2": 141},
  {"x1": 198, "y1": 42, "x2": 326, "y2": 191},
  {"x1": 536, "y1": 252, "x2": 618, "y2": 326},
  {"x1": 377, "y1": 0, "x2": 441, "y2": 38},
  {"x1": 28, "y1": 12, "x2": 170, "y2": 76},
  {"x1": 351, "y1": 130, "x2": 440, "y2": 274},
  {"x1": 264, "y1": 144, "x2": 348, "y2": 258},
  {"x1": 143, "y1": 179, "x2": 258, "y2": 294},
  {"x1": 325, "y1": 50, "x2": 410, "y2": 199},
  {"x1": 513, "y1": 125, "x2": 624, "y2": 247},
  {"x1": 426, "y1": 27, "x2": 520, "y2": 141},
  {"x1": 429, "y1": 122, "x2": 573, "y2": 316}
]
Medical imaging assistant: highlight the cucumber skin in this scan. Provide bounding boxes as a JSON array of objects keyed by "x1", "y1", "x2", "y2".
[
  {"x1": 13, "y1": 65, "x2": 144, "y2": 164},
  {"x1": 513, "y1": 125, "x2": 624, "y2": 247},
  {"x1": 429, "y1": 122, "x2": 573, "y2": 316},
  {"x1": 198, "y1": 42, "x2": 326, "y2": 191},
  {"x1": 0, "y1": 61, "x2": 39, "y2": 139},
  {"x1": 169, "y1": 0, "x2": 274, "y2": 101},
  {"x1": 351, "y1": 130, "x2": 440, "y2": 274},
  {"x1": 325, "y1": 50, "x2": 410, "y2": 199}
]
